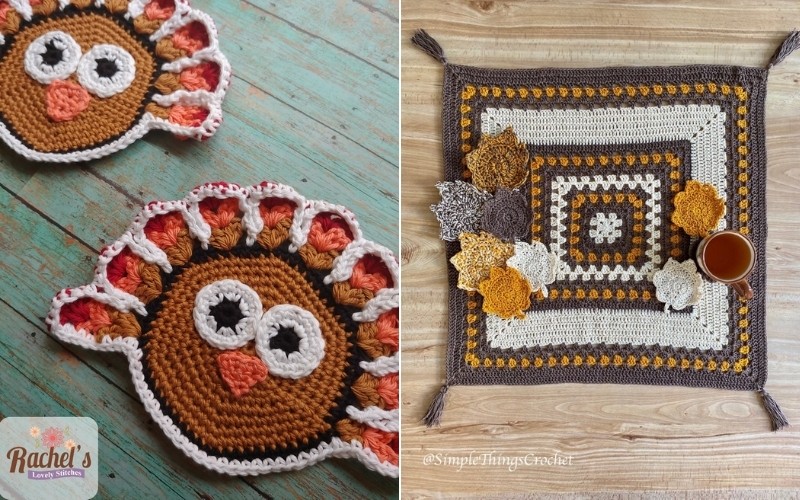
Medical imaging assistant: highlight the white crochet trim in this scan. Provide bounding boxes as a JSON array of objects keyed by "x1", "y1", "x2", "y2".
[
  {"x1": 346, "y1": 407, "x2": 399, "y2": 433},
  {"x1": 551, "y1": 174, "x2": 662, "y2": 282},
  {"x1": 45, "y1": 182, "x2": 399, "y2": 477},
  {"x1": 8, "y1": 0, "x2": 32, "y2": 21},
  {"x1": 120, "y1": 200, "x2": 192, "y2": 273},
  {"x1": 0, "y1": 0, "x2": 231, "y2": 163},
  {"x1": 255, "y1": 305, "x2": 325, "y2": 379},
  {"x1": 76, "y1": 44, "x2": 136, "y2": 97},
  {"x1": 360, "y1": 353, "x2": 399, "y2": 377},
  {"x1": 243, "y1": 182, "x2": 306, "y2": 246},
  {"x1": 482, "y1": 105, "x2": 731, "y2": 351},
  {"x1": 193, "y1": 280, "x2": 261, "y2": 349},
  {"x1": 23, "y1": 31, "x2": 82, "y2": 84},
  {"x1": 289, "y1": 200, "x2": 363, "y2": 252},
  {"x1": 353, "y1": 287, "x2": 398, "y2": 322},
  {"x1": 326, "y1": 239, "x2": 399, "y2": 287},
  {"x1": 184, "y1": 183, "x2": 250, "y2": 249}
]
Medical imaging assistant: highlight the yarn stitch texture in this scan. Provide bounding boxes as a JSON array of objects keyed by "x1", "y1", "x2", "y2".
[
  {"x1": 414, "y1": 29, "x2": 791, "y2": 430},
  {"x1": 47, "y1": 182, "x2": 399, "y2": 477},
  {"x1": 0, "y1": 0, "x2": 231, "y2": 162}
]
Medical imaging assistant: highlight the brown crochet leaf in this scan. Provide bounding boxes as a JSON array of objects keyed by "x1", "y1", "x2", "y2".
[
  {"x1": 466, "y1": 127, "x2": 529, "y2": 192},
  {"x1": 163, "y1": 229, "x2": 193, "y2": 266},
  {"x1": 209, "y1": 219, "x2": 243, "y2": 251},
  {"x1": 298, "y1": 244, "x2": 339, "y2": 270},
  {"x1": 134, "y1": 261, "x2": 163, "y2": 304},
  {"x1": 333, "y1": 282, "x2": 374, "y2": 308},
  {"x1": 257, "y1": 218, "x2": 292, "y2": 250},
  {"x1": 95, "y1": 309, "x2": 141, "y2": 340}
]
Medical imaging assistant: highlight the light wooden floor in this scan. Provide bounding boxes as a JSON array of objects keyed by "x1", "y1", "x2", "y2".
[
  {"x1": 0, "y1": 1, "x2": 398, "y2": 498},
  {"x1": 400, "y1": 0, "x2": 800, "y2": 496}
]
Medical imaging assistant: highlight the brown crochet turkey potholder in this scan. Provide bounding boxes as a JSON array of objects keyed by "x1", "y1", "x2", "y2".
[
  {"x1": 0, "y1": 0, "x2": 230, "y2": 162},
  {"x1": 48, "y1": 182, "x2": 399, "y2": 476}
]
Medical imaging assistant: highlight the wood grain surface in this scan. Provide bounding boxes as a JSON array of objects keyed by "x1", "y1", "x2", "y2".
[
  {"x1": 0, "y1": 1, "x2": 398, "y2": 498},
  {"x1": 400, "y1": 0, "x2": 800, "y2": 496}
]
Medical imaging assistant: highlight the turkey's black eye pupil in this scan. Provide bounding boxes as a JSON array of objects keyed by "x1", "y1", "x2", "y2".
[
  {"x1": 41, "y1": 40, "x2": 64, "y2": 66},
  {"x1": 95, "y1": 58, "x2": 119, "y2": 78},
  {"x1": 209, "y1": 298, "x2": 244, "y2": 333},
  {"x1": 272, "y1": 327, "x2": 301, "y2": 354}
]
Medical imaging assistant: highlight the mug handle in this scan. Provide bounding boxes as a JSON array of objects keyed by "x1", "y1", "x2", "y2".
[{"x1": 732, "y1": 279, "x2": 754, "y2": 300}]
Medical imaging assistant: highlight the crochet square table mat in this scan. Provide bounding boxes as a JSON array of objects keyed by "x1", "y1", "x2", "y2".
[{"x1": 414, "y1": 29, "x2": 798, "y2": 430}]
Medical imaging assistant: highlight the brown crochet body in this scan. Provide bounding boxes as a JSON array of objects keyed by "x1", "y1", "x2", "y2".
[
  {"x1": 0, "y1": 11, "x2": 156, "y2": 152},
  {"x1": 143, "y1": 253, "x2": 351, "y2": 454}
]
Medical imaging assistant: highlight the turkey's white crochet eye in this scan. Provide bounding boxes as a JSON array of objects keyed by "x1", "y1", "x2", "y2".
[
  {"x1": 24, "y1": 31, "x2": 82, "y2": 84},
  {"x1": 255, "y1": 304, "x2": 326, "y2": 379},
  {"x1": 77, "y1": 44, "x2": 137, "y2": 98},
  {"x1": 193, "y1": 279, "x2": 263, "y2": 350}
]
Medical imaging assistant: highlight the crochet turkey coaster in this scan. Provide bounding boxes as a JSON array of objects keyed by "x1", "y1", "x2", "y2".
[
  {"x1": 47, "y1": 182, "x2": 399, "y2": 477},
  {"x1": 0, "y1": 0, "x2": 230, "y2": 162},
  {"x1": 414, "y1": 30, "x2": 798, "y2": 430}
]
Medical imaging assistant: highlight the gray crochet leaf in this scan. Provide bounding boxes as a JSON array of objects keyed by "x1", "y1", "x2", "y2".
[{"x1": 430, "y1": 181, "x2": 492, "y2": 241}]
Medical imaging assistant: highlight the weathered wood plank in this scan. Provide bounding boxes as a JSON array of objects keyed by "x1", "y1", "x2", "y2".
[
  {"x1": 0, "y1": 358, "x2": 178, "y2": 499},
  {"x1": 244, "y1": 0, "x2": 398, "y2": 77},
  {"x1": 198, "y1": 0, "x2": 398, "y2": 164}
]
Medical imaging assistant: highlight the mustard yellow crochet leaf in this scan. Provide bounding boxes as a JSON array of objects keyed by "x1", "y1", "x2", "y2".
[
  {"x1": 671, "y1": 180, "x2": 726, "y2": 237},
  {"x1": 478, "y1": 267, "x2": 532, "y2": 319},
  {"x1": 466, "y1": 127, "x2": 529, "y2": 192},
  {"x1": 450, "y1": 232, "x2": 515, "y2": 291}
]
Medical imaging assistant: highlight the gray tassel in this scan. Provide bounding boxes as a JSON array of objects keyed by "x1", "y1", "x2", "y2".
[
  {"x1": 767, "y1": 30, "x2": 800, "y2": 69},
  {"x1": 422, "y1": 384, "x2": 449, "y2": 427},
  {"x1": 759, "y1": 389, "x2": 789, "y2": 431},
  {"x1": 411, "y1": 29, "x2": 447, "y2": 65}
]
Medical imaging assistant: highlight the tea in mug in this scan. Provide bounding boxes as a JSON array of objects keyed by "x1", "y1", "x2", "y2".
[{"x1": 702, "y1": 231, "x2": 754, "y2": 281}]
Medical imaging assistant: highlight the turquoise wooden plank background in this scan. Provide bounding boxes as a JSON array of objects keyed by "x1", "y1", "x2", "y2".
[{"x1": 0, "y1": 0, "x2": 399, "y2": 498}]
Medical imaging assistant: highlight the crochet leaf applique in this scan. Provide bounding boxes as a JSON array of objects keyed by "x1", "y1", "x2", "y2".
[
  {"x1": 450, "y1": 232, "x2": 515, "y2": 291},
  {"x1": 481, "y1": 188, "x2": 529, "y2": 242},
  {"x1": 466, "y1": 127, "x2": 529, "y2": 192},
  {"x1": 652, "y1": 258, "x2": 704, "y2": 312},
  {"x1": 430, "y1": 181, "x2": 492, "y2": 241},
  {"x1": 506, "y1": 241, "x2": 558, "y2": 297},
  {"x1": 671, "y1": 180, "x2": 726, "y2": 237},
  {"x1": 479, "y1": 267, "x2": 532, "y2": 319}
]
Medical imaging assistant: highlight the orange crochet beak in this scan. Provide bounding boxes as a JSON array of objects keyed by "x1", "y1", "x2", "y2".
[
  {"x1": 46, "y1": 80, "x2": 91, "y2": 122},
  {"x1": 217, "y1": 351, "x2": 268, "y2": 397}
]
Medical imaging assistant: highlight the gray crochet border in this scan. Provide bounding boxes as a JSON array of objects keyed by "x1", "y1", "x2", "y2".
[{"x1": 440, "y1": 64, "x2": 769, "y2": 391}]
